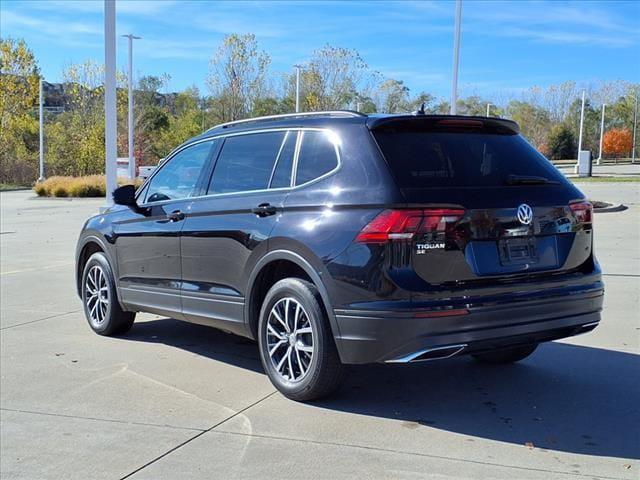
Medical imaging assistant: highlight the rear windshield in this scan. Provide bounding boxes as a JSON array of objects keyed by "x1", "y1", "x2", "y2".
[{"x1": 373, "y1": 129, "x2": 564, "y2": 188}]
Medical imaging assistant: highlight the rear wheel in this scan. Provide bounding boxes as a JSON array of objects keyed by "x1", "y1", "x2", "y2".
[
  {"x1": 472, "y1": 343, "x2": 538, "y2": 364},
  {"x1": 82, "y1": 252, "x2": 135, "y2": 336},
  {"x1": 258, "y1": 278, "x2": 345, "y2": 401}
]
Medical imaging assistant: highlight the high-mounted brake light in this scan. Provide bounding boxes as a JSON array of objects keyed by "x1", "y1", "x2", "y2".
[
  {"x1": 569, "y1": 201, "x2": 593, "y2": 224},
  {"x1": 356, "y1": 209, "x2": 465, "y2": 243}
]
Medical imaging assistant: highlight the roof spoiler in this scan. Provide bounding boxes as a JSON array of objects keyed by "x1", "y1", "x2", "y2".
[{"x1": 366, "y1": 115, "x2": 520, "y2": 135}]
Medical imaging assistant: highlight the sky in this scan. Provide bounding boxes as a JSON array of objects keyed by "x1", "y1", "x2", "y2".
[{"x1": 1, "y1": 0, "x2": 639, "y2": 100}]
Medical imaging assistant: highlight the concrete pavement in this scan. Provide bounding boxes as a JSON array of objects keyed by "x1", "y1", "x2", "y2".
[{"x1": 1, "y1": 184, "x2": 638, "y2": 480}]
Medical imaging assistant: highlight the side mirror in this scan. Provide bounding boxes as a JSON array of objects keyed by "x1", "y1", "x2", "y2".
[{"x1": 113, "y1": 184, "x2": 137, "y2": 206}]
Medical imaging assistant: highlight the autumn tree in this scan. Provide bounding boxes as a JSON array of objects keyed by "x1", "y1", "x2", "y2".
[
  {"x1": 207, "y1": 34, "x2": 270, "y2": 122},
  {"x1": 0, "y1": 37, "x2": 40, "y2": 183},
  {"x1": 603, "y1": 128, "x2": 633, "y2": 157}
]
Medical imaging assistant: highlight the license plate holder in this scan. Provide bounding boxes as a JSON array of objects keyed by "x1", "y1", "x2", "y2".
[{"x1": 499, "y1": 238, "x2": 538, "y2": 265}]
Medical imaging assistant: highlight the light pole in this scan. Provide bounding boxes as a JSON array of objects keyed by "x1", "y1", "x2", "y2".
[
  {"x1": 450, "y1": 0, "x2": 462, "y2": 115},
  {"x1": 597, "y1": 103, "x2": 605, "y2": 165},
  {"x1": 577, "y1": 90, "x2": 586, "y2": 159},
  {"x1": 123, "y1": 34, "x2": 141, "y2": 180},
  {"x1": 486, "y1": 103, "x2": 491, "y2": 117},
  {"x1": 104, "y1": 0, "x2": 117, "y2": 206},
  {"x1": 294, "y1": 65, "x2": 302, "y2": 113},
  {"x1": 632, "y1": 92, "x2": 638, "y2": 163},
  {"x1": 38, "y1": 78, "x2": 45, "y2": 182}
]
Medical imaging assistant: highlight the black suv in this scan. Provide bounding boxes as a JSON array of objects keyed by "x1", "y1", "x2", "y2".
[{"x1": 76, "y1": 111, "x2": 604, "y2": 401}]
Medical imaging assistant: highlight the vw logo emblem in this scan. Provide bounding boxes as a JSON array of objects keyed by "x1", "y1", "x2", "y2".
[{"x1": 517, "y1": 204, "x2": 533, "y2": 225}]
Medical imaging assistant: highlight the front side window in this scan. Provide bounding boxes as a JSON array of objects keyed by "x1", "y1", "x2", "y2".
[
  {"x1": 208, "y1": 131, "x2": 286, "y2": 194},
  {"x1": 295, "y1": 130, "x2": 339, "y2": 186},
  {"x1": 145, "y1": 140, "x2": 215, "y2": 203}
]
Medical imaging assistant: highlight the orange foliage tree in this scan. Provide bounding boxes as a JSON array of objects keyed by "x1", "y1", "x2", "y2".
[{"x1": 603, "y1": 128, "x2": 633, "y2": 157}]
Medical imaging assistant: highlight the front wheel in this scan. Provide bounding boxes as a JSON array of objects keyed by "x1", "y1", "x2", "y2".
[
  {"x1": 258, "y1": 278, "x2": 345, "y2": 401},
  {"x1": 81, "y1": 252, "x2": 135, "y2": 336},
  {"x1": 472, "y1": 343, "x2": 538, "y2": 364}
]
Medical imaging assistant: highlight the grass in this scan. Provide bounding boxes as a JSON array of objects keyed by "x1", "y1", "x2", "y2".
[
  {"x1": 0, "y1": 183, "x2": 31, "y2": 191},
  {"x1": 570, "y1": 176, "x2": 640, "y2": 183},
  {"x1": 34, "y1": 175, "x2": 142, "y2": 197}
]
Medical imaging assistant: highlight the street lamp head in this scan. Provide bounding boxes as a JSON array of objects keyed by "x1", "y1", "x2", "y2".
[{"x1": 122, "y1": 34, "x2": 142, "y2": 40}]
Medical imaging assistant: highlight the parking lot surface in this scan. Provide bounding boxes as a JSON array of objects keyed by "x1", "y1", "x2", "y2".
[{"x1": 1, "y1": 184, "x2": 638, "y2": 480}]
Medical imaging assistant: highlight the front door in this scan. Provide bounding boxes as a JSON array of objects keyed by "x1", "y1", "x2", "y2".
[
  {"x1": 180, "y1": 129, "x2": 296, "y2": 335},
  {"x1": 114, "y1": 139, "x2": 218, "y2": 318}
]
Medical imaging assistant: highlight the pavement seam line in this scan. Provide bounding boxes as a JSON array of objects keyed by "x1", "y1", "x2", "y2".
[
  {"x1": 0, "y1": 407, "x2": 206, "y2": 433},
  {"x1": 118, "y1": 390, "x2": 277, "y2": 480},
  {"x1": 211, "y1": 429, "x2": 630, "y2": 480},
  {"x1": 0, "y1": 309, "x2": 81, "y2": 330}
]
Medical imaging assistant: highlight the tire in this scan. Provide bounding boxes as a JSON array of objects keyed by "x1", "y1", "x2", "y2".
[
  {"x1": 472, "y1": 343, "x2": 538, "y2": 364},
  {"x1": 258, "y1": 278, "x2": 345, "y2": 401},
  {"x1": 81, "y1": 252, "x2": 135, "y2": 336}
]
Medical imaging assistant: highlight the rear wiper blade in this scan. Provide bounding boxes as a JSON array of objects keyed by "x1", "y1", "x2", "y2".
[{"x1": 505, "y1": 175, "x2": 560, "y2": 185}]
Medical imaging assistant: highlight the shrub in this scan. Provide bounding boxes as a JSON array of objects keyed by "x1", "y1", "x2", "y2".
[{"x1": 34, "y1": 175, "x2": 141, "y2": 197}]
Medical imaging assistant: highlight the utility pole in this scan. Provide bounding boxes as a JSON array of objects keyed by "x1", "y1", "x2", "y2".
[
  {"x1": 486, "y1": 103, "x2": 491, "y2": 117},
  {"x1": 104, "y1": 0, "x2": 117, "y2": 206},
  {"x1": 577, "y1": 90, "x2": 586, "y2": 160},
  {"x1": 38, "y1": 78, "x2": 45, "y2": 182},
  {"x1": 450, "y1": 0, "x2": 462, "y2": 115},
  {"x1": 123, "y1": 34, "x2": 141, "y2": 180},
  {"x1": 294, "y1": 65, "x2": 302, "y2": 113},
  {"x1": 597, "y1": 104, "x2": 605, "y2": 165}
]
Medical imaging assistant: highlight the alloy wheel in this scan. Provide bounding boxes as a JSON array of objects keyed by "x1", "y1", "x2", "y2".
[
  {"x1": 266, "y1": 297, "x2": 314, "y2": 382},
  {"x1": 85, "y1": 265, "x2": 109, "y2": 326}
]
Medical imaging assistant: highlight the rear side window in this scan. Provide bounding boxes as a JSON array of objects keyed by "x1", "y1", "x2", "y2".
[
  {"x1": 295, "y1": 130, "x2": 339, "y2": 186},
  {"x1": 208, "y1": 131, "x2": 286, "y2": 194},
  {"x1": 269, "y1": 131, "x2": 297, "y2": 188},
  {"x1": 373, "y1": 130, "x2": 565, "y2": 188}
]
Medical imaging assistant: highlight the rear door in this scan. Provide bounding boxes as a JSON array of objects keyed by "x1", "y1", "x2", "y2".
[
  {"x1": 370, "y1": 118, "x2": 593, "y2": 286},
  {"x1": 179, "y1": 130, "x2": 296, "y2": 335}
]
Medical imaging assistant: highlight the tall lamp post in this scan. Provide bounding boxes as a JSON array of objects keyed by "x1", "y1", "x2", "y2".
[
  {"x1": 450, "y1": 0, "x2": 462, "y2": 115},
  {"x1": 632, "y1": 92, "x2": 638, "y2": 163},
  {"x1": 104, "y1": 0, "x2": 117, "y2": 206},
  {"x1": 123, "y1": 34, "x2": 141, "y2": 180},
  {"x1": 577, "y1": 90, "x2": 586, "y2": 157},
  {"x1": 486, "y1": 103, "x2": 491, "y2": 117},
  {"x1": 597, "y1": 104, "x2": 605, "y2": 165},
  {"x1": 38, "y1": 77, "x2": 45, "y2": 182},
  {"x1": 294, "y1": 65, "x2": 302, "y2": 113}
]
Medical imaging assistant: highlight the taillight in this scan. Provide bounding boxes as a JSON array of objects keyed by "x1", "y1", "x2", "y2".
[
  {"x1": 356, "y1": 209, "x2": 465, "y2": 243},
  {"x1": 569, "y1": 201, "x2": 593, "y2": 224}
]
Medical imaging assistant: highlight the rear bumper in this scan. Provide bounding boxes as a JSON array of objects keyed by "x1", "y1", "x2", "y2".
[{"x1": 333, "y1": 287, "x2": 604, "y2": 364}]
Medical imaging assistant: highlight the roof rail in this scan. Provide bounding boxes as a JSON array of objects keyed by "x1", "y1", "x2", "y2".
[{"x1": 206, "y1": 110, "x2": 366, "y2": 132}]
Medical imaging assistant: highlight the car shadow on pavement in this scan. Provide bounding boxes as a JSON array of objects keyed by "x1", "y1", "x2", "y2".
[{"x1": 122, "y1": 318, "x2": 640, "y2": 460}]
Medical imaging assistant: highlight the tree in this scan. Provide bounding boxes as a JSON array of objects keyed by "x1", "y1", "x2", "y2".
[
  {"x1": 378, "y1": 79, "x2": 409, "y2": 113},
  {"x1": 603, "y1": 128, "x2": 633, "y2": 157},
  {"x1": 0, "y1": 37, "x2": 40, "y2": 184},
  {"x1": 508, "y1": 100, "x2": 551, "y2": 148},
  {"x1": 301, "y1": 45, "x2": 371, "y2": 111},
  {"x1": 547, "y1": 123, "x2": 577, "y2": 160},
  {"x1": 207, "y1": 34, "x2": 270, "y2": 122}
]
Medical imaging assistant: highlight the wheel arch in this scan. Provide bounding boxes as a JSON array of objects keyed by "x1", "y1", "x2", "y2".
[
  {"x1": 244, "y1": 250, "x2": 341, "y2": 343},
  {"x1": 76, "y1": 234, "x2": 120, "y2": 302}
]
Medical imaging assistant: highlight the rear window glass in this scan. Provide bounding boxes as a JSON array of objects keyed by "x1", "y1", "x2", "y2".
[{"x1": 373, "y1": 130, "x2": 564, "y2": 188}]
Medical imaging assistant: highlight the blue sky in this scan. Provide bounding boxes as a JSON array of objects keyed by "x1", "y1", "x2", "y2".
[{"x1": 2, "y1": 0, "x2": 639, "y2": 100}]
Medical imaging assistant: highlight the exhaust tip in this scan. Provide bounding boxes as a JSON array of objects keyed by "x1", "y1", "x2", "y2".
[{"x1": 387, "y1": 344, "x2": 467, "y2": 363}]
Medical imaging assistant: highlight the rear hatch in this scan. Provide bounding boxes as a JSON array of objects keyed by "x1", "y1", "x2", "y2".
[{"x1": 364, "y1": 116, "x2": 594, "y2": 286}]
